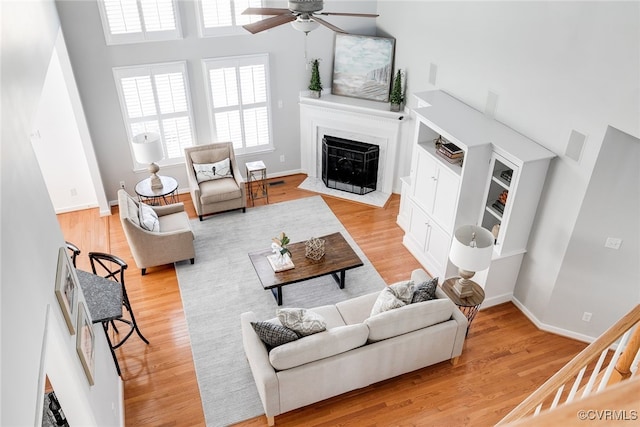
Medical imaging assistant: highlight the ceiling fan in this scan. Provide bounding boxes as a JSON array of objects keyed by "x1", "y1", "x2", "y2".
[{"x1": 242, "y1": 0, "x2": 379, "y2": 35}]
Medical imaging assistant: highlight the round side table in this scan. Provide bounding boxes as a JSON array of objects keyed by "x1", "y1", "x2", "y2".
[
  {"x1": 135, "y1": 175, "x2": 178, "y2": 205},
  {"x1": 441, "y1": 278, "x2": 485, "y2": 335}
]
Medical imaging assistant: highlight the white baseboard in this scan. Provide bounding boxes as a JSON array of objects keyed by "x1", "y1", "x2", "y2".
[
  {"x1": 55, "y1": 203, "x2": 99, "y2": 214},
  {"x1": 511, "y1": 296, "x2": 596, "y2": 344},
  {"x1": 482, "y1": 292, "x2": 513, "y2": 309}
]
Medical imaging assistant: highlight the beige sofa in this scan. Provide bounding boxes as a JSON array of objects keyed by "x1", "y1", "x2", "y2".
[
  {"x1": 241, "y1": 269, "x2": 468, "y2": 425},
  {"x1": 184, "y1": 142, "x2": 246, "y2": 221},
  {"x1": 117, "y1": 189, "x2": 195, "y2": 275}
]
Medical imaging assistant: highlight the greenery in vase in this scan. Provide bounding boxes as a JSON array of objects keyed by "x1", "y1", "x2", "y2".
[
  {"x1": 272, "y1": 232, "x2": 291, "y2": 256},
  {"x1": 390, "y1": 69, "x2": 404, "y2": 105},
  {"x1": 308, "y1": 59, "x2": 322, "y2": 93}
]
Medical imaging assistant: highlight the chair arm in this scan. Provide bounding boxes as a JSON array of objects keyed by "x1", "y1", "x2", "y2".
[
  {"x1": 240, "y1": 312, "x2": 280, "y2": 419},
  {"x1": 152, "y1": 202, "x2": 185, "y2": 217}
]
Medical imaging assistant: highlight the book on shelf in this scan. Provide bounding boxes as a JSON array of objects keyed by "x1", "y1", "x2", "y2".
[
  {"x1": 267, "y1": 254, "x2": 295, "y2": 272},
  {"x1": 435, "y1": 149, "x2": 463, "y2": 164},
  {"x1": 492, "y1": 200, "x2": 505, "y2": 214},
  {"x1": 437, "y1": 147, "x2": 464, "y2": 159},
  {"x1": 440, "y1": 142, "x2": 463, "y2": 156},
  {"x1": 500, "y1": 170, "x2": 513, "y2": 183}
]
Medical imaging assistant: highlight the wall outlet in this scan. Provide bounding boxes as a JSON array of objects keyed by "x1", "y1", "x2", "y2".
[
  {"x1": 582, "y1": 312, "x2": 592, "y2": 322},
  {"x1": 119, "y1": 181, "x2": 126, "y2": 189},
  {"x1": 280, "y1": 155, "x2": 285, "y2": 162},
  {"x1": 70, "y1": 188, "x2": 78, "y2": 197},
  {"x1": 604, "y1": 237, "x2": 622, "y2": 250}
]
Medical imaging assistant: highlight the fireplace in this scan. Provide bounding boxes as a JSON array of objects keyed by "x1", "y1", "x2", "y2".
[{"x1": 322, "y1": 135, "x2": 379, "y2": 195}]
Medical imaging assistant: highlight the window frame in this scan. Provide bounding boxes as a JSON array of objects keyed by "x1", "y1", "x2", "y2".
[
  {"x1": 97, "y1": 0, "x2": 183, "y2": 45},
  {"x1": 195, "y1": 0, "x2": 264, "y2": 37},
  {"x1": 113, "y1": 61, "x2": 197, "y2": 169},
  {"x1": 202, "y1": 53, "x2": 274, "y2": 155}
]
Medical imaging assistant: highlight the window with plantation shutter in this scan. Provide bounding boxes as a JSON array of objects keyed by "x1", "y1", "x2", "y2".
[
  {"x1": 203, "y1": 54, "x2": 272, "y2": 154},
  {"x1": 196, "y1": 0, "x2": 263, "y2": 37},
  {"x1": 113, "y1": 62, "x2": 195, "y2": 166},
  {"x1": 98, "y1": 0, "x2": 181, "y2": 45}
]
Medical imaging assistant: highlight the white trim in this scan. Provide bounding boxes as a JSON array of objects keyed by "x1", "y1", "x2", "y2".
[{"x1": 195, "y1": 0, "x2": 263, "y2": 38}]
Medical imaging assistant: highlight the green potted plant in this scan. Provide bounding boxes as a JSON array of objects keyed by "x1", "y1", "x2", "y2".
[
  {"x1": 389, "y1": 69, "x2": 405, "y2": 112},
  {"x1": 308, "y1": 58, "x2": 322, "y2": 98}
]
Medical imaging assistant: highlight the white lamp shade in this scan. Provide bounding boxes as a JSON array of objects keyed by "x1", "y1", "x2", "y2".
[
  {"x1": 131, "y1": 132, "x2": 163, "y2": 164},
  {"x1": 449, "y1": 225, "x2": 494, "y2": 272},
  {"x1": 291, "y1": 18, "x2": 320, "y2": 33}
]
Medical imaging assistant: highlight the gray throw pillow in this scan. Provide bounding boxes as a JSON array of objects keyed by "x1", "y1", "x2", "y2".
[
  {"x1": 411, "y1": 277, "x2": 439, "y2": 303},
  {"x1": 388, "y1": 280, "x2": 416, "y2": 304},
  {"x1": 251, "y1": 321, "x2": 299, "y2": 348},
  {"x1": 277, "y1": 308, "x2": 327, "y2": 337}
]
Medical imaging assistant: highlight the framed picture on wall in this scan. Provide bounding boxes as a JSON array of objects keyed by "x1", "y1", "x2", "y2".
[
  {"x1": 76, "y1": 302, "x2": 95, "y2": 385},
  {"x1": 55, "y1": 247, "x2": 79, "y2": 335},
  {"x1": 331, "y1": 33, "x2": 396, "y2": 102}
]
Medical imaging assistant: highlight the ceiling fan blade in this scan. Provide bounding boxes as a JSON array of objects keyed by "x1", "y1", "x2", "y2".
[
  {"x1": 318, "y1": 12, "x2": 379, "y2": 18},
  {"x1": 312, "y1": 16, "x2": 347, "y2": 33},
  {"x1": 242, "y1": 14, "x2": 296, "y2": 34},
  {"x1": 242, "y1": 7, "x2": 290, "y2": 16}
]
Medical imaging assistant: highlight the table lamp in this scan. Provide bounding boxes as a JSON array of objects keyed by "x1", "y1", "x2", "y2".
[
  {"x1": 448, "y1": 225, "x2": 494, "y2": 297},
  {"x1": 132, "y1": 132, "x2": 163, "y2": 190}
]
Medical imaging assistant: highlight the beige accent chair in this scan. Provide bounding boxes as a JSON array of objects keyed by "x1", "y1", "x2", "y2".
[
  {"x1": 184, "y1": 142, "x2": 246, "y2": 221},
  {"x1": 117, "y1": 190, "x2": 195, "y2": 275}
]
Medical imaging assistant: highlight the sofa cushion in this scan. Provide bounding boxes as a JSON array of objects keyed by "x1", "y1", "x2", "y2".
[
  {"x1": 269, "y1": 323, "x2": 369, "y2": 370},
  {"x1": 157, "y1": 211, "x2": 192, "y2": 234},
  {"x1": 139, "y1": 203, "x2": 159, "y2": 232},
  {"x1": 193, "y1": 158, "x2": 232, "y2": 183},
  {"x1": 251, "y1": 321, "x2": 299, "y2": 348},
  {"x1": 199, "y1": 177, "x2": 242, "y2": 204},
  {"x1": 307, "y1": 305, "x2": 347, "y2": 329},
  {"x1": 277, "y1": 308, "x2": 326, "y2": 337},
  {"x1": 411, "y1": 277, "x2": 438, "y2": 303},
  {"x1": 365, "y1": 297, "x2": 455, "y2": 342},
  {"x1": 335, "y1": 292, "x2": 380, "y2": 325}
]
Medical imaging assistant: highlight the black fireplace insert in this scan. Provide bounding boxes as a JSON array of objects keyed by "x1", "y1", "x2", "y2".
[{"x1": 322, "y1": 135, "x2": 379, "y2": 195}]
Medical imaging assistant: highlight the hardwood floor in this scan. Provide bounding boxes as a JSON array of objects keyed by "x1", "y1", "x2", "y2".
[{"x1": 57, "y1": 174, "x2": 587, "y2": 426}]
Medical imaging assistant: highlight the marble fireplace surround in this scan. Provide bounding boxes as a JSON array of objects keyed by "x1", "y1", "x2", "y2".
[{"x1": 299, "y1": 93, "x2": 405, "y2": 203}]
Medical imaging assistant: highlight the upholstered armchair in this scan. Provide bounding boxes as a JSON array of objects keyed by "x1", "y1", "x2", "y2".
[
  {"x1": 117, "y1": 190, "x2": 195, "y2": 275},
  {"x1": 184, "y1": 142, "x2": 246, "y2": 221}
]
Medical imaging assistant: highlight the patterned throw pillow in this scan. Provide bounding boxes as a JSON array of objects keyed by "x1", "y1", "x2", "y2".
[
  {"x1": 388, "y1": 280, "x2": 416, "y2": 304},
  {"x1": 251, "y1": 321, "x2": 299, "y2": 348},
  {"x1": 277, "y1": 308, "x2": 327, "y2": 337},
  {"x1": 370, "y1": 287, "x2": 406, "y2": 316},
  {"x1": 138, "y1": 203, "x2": 159, "y2": 232},
  {"x1": 411, "y1": 277, "x2": 439, "y2": 303},
  {"x1": 193, "y1": 158, "x2": 232, "y2": 183}
]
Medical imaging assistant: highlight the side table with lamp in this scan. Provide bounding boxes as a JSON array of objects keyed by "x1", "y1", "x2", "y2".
[
  {"x1": 131, "y1": 132, "x2": 178, "y2": 205},
  {"x1": 445, "y1": 224, "x2": 494, "y2": 334}
]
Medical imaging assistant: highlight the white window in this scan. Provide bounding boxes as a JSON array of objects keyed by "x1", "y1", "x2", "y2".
[
  {"x1": 98, "y1": 0, "x2": 182, "y2": 45},
  {"x1": 196, "y1": 0, "x2": 263, "y2": 37},
  {"x1": 203, "y1": 54, "x2": 272, "y2": 154},
  {"x1": 113, "y1": 62, "x2": 195, "y2": 166}
]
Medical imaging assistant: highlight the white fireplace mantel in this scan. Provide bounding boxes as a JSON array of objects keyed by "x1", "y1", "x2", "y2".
[{"x1": 299, "y1": 92, "x2": 407, "y2": 196}]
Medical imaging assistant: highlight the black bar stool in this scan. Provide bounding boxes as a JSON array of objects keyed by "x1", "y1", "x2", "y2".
[{"x1": 88, "y1": 252, "x2": 149, "y2": 375}]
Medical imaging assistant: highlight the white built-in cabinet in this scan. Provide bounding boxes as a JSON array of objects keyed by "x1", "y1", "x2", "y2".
[{"x1": 399, "y1": 90, "x2": 555, "y2": 307}]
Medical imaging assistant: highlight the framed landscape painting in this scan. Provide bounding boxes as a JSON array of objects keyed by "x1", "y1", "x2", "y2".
[
  {"x1": 76, "y1": 302, "x2": 95, "y2": 385},
  {"x1": 331, "y1": 34, "x2": 395, "y2": 102},
  {"x1": 55, "y1": 247, "x2": 79, "y2": 335}
]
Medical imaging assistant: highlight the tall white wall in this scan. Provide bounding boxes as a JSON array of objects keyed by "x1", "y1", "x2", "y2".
[
  {"x1": 1, "y1": 1, "x2": 121, "y2": 425},
  {"x1": 376, "y1": 1, "x2": 639, "y2": 338},
  {"x1": 55, "y1": 0, "x2": 378, "y2": 202},
  {"x1": 32, "y1": 46, "x2": 99, "y2": 213}
]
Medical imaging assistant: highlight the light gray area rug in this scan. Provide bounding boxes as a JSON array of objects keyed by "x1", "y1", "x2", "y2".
[{"x1": 175, "y1": 196, "x2": 387, "y2": 426}]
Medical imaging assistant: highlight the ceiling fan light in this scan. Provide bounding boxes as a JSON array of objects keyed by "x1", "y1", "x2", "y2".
[{"x1": 291, "y1": 18, "x2": 320, "y2": 33}]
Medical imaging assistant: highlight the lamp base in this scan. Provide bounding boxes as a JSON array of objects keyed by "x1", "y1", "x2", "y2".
[
  {"x1": 148, "y1": 163, "x2": 163, "y2": 190},
  {"x1": 452, "y1": 279, "x2": 474, "y2": 298},
  {"x1": 453, "y1": 269, "x2": 476, "y2": 298}
]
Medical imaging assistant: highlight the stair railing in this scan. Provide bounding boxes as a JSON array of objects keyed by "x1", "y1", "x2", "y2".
[{"x1": 497, "y1": 304, "x2": 640, "y2": 426}]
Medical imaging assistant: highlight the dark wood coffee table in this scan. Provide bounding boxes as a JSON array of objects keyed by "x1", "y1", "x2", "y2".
[{"x1": 248, "y1": 232, "x2": 364, "y2": 305}]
